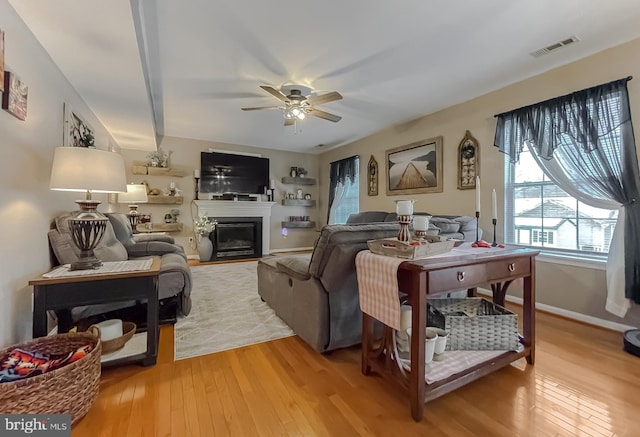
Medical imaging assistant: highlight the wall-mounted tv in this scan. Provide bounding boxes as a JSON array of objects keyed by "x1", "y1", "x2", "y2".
[{"x1": 200, "y1": 151, "x2": 269, "y2": 195}]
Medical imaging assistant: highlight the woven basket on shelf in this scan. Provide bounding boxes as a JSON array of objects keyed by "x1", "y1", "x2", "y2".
[
  {"x1": 427, "y1": 298, "x2": 519, "y2": 351},
  {"x1": 0, "y1": 329, "x2": 101, "y2": 424}
]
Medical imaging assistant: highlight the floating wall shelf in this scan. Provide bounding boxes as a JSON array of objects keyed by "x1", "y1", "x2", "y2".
[
  {"x1": 282, "y1": 199, "x2": 316, "y2": 207},
  {"x1": 281, "y1": 177, "x2": 316, "y2": 185},
  {"x1": 281, "y1": 221, "x2": 316, "y2": 229},
  {"x1": 146, "y1": 195, "x2": 184, "y2": 205}
]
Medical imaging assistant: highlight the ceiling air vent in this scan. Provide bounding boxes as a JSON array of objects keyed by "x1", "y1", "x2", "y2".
[{"x1": 530, "y1": 36, "x2": 580, "y2": 58}]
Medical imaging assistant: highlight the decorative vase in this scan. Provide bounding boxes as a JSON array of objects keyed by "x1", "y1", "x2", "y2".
[{"x1": 198, "y1": 233, "x2": 213, "y2": 262}]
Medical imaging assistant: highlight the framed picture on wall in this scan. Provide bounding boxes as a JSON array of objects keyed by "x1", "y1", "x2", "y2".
[
  {"x1": 457, "y1": 130, "x2": 479, "y2": 190},
  {"x1": 385, "y1": 136, "x2": 443, "y2": 195},
  {"x1": 0, "y1": 28, "x2": 5, "y2": 93},
  {"x1": 63, "y1": 103, "x2": 95, "y2": 147},
  {"x1": 2, "y1": 71, "x2": 28, "y2": 121}
]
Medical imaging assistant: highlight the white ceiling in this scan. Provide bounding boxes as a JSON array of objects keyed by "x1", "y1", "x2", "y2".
[{"x1": 10, "y1": 0, "x2": 640, "y2": 153}]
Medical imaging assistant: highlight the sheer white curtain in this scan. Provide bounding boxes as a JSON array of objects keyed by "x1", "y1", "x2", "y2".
[
  {"x1": 328, "y1": 179, "x2": 350, "y2": 225},
  {"x1": 528, "y1": 145, "x2": 628, "y2": 316}
]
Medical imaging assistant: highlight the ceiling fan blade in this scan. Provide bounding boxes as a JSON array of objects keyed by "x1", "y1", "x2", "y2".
[
  {"x1": 309, "y1": 108, "x2": 342, "y2": 122},
  {"x1": 260, "y1": 85, "x2": 289, "y2": 102},
  {"x1": 284, "y1": 118, "x2": 295, "y2": 126},
  {"x1": 307, "y1": 91, "x2": 343, "y2": 105},
  {"x1": 241, "y1": 106, "x2": 281, "y2": 111}
]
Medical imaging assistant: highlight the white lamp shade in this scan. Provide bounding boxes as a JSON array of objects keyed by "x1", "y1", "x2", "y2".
[
  {"x1": 50, "y1": 147, "x2": 127, "y2": 193},
  {"x1": 118, "y1": 184, "x2": 148, "y2": 203}
]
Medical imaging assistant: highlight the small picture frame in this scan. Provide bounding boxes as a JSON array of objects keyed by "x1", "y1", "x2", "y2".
[
  {"x1": 63, "y1": 103, "x2": 95, "y2": 147},
  {"x1": 2, "y1": 71, "x2": 28, "y2": 121},
  {"x1": 0, "y1": 28, "x2": 5, "y2": 93},
  {"x1": 457, "y1": 130, "x2": 479, "y2": 190}
]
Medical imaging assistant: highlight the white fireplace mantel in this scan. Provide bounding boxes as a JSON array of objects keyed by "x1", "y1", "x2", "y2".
[{"x1": 193, "y1": 200, "x2": 276, "y2": 255}]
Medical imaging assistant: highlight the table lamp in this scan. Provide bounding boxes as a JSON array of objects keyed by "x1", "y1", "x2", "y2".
[
  {"x1": 50, "y1": 147, "x2": 127, "y2": 270},
  {"x1": 118, "y1": 183, "x2": 148, "y2": 232}
]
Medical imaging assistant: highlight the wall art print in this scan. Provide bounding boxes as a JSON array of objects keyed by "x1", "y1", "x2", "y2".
[
  {"x1": 457, "y1": 130, "x2": 479, "y2": 190},
  {"x1": 63, "y1": 103, "x2": 95, "y2": 147},
  {"x1": 2, "y1": 71, "x2": 28, "y2": 121},
  {"x1": 385, "y1": 136, "x2": 443, "y2": 195}
]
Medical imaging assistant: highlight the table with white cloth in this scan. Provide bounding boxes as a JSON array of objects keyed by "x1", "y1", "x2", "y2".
[{"x1": 355, "y1": 244, "x2": 539, "y2": 422}]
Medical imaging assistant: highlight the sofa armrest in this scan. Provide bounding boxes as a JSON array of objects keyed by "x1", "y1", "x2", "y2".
[
  {"x1": 275, "y1": 255, "x2": 311, "y2": 281},
  {"x1": 126, "y1": 241, "x2": 186, "y2": 259},
  {"x1": 133, "y1": 233, "x2": 176, "y2": 244}
]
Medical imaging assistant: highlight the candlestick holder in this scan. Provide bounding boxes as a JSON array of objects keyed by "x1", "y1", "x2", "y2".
[
  {"x1": 491, "y1": 218, "x2": 498, "y2": 247},
  {"x1": 475, "y1": 211, "x2": 480, "y2": 244},
  {"x1": 397, "y1": 214, "x2": 413, "y2": 242},
  {"x1": 414, "y1": 229, "x2": 428, "y2": 240},
  {"x1": 194, "y1": 177, "x2": 200, "y2": 200}
]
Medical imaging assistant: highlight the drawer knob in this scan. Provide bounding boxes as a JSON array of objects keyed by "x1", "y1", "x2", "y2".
[
  {"x1": 508, "y1": 263, "x2": 516, "y2": 272},
  {"x1": 457, "y1": 271, "x2": 465, "y2": 282}
]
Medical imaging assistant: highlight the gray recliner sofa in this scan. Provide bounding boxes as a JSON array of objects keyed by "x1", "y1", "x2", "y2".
[
  {"x1": 47, "y1": 212, "x2": 192, "y2": 323},
  {"x1": 257, "y1": 222, "x2": 399, "y2": 353},
  {"x1": 346, "y1": 211, "x2": 482, "y2": 241}
]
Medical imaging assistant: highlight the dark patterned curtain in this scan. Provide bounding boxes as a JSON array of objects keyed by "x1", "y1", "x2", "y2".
[
  {"x1": 327, "y1": 155, "x2": 359, "y2": 222},
  {"x1": 494, "y1": 77, "x2": 640, "y2": 313}
]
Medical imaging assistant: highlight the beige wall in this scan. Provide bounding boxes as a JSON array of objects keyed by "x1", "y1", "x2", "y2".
[
  {"x1": 117, "y1": 136, "x2": 320, "y2": 255},
  {"x1": 319, "y1": 38, "x2": 640, "y2": 327},
  {"x1": 0, "y1": 1, "x2": 120, "y2": 347}
]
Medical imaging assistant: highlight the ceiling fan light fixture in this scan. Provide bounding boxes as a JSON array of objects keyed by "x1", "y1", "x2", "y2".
[{"x1": 297, "y1": 112, "x2": 306, "y2": 120}]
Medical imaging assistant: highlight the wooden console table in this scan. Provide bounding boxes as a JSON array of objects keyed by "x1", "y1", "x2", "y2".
[
  {"x1": 29, "y1": 259, "x2": 161, "y2": 367},
  {"x1": 361, "y1": 246, "x2": 539, "y2": 421}
]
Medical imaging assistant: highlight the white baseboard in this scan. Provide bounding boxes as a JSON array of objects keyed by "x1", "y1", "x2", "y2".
[
  {"x1": 269, "y1": 247, "x2": 314, "y2": 254},
  {"x1": 187, "y1": 247, "x2": 313, "y2": 260},
  {"x1": 476, "y1": 288, "x2": 636, "y2": 333}
]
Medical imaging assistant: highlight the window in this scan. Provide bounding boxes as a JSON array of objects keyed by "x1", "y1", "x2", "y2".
[
  {"x1": 328, "y1": 156, "x2": 359, "y2": 224},
  {"x1": 331, "y1": 176, "x2": 359, "y2": 224},
  {"x1": 505, "y1": 144, "x2": 618, "y2": 254}
]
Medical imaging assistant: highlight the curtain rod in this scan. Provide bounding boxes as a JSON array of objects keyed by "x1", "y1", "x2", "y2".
[
  {"x1": 329, "y1": 155, "x2": 359, "y2": 165},
  {"x1": 493, "y1": 76, "x2": 633, "y2": 118}
]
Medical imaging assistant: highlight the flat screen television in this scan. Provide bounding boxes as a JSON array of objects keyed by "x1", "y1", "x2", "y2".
[{"x1": 200, "y1": 151, "x2": 269, "y2": 195}]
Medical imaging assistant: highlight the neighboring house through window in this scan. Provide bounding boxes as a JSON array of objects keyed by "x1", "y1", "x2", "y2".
[{"x1": 505, "y1": 147, "x2": 618, "y2": 254}]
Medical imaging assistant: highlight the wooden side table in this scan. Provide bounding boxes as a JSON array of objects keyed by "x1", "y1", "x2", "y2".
[
  {"x1": 360, "y1": 246, "x2": 539, "y2": 421},
  {"x1": 29, "y1": 259, "x2": 161, "y2": 367}
]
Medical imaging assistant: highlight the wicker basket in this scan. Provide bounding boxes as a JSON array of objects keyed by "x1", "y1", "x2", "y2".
[
  {"x1": 427, "y1": 298, "x2": 519, "y2": 351},
  {"x1": 0, "y1": 329, "x2": 101, "y2": 424}
]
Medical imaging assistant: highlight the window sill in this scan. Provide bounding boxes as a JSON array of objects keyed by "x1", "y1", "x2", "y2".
[{"x1": 535, "y1": 250, "x2": 607, "y2": 271}]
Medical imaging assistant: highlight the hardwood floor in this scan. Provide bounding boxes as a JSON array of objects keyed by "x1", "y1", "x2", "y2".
[{"x1": 72, "y1": 307, "x2": 640, "y2": 436}]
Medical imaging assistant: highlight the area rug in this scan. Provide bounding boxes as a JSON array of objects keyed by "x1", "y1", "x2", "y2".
[{"x1": 174, "y1": 261, "x2": 294, "y2": 360}]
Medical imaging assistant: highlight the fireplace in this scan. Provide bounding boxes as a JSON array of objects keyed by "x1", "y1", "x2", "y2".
[{"x1": 208, "y1": 217, "x2": 262, "y2": 261}]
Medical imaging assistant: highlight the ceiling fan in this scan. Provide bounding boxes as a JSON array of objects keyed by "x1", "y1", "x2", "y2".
[{"x1": 242, "y1": 85, "x2": 343, "y2": 126}]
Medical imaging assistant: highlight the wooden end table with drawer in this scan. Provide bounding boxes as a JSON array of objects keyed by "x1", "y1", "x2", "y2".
[
  {"x1": 361, "y1": 246, "x2": 539, "y2": 421},
  {"x1": 29, "y1": 258, "x2": 161, "y2": 367}
]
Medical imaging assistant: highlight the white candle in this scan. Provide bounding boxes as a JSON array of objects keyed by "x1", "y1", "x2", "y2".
[
  {"x1": 413, "y1": 215, "x2": 430, "y2": 231},
  {"x1": 492, "y1": 189, "x2": 497, "y2": 220},
  {"x1": 396, "y1": 200, "x2": 414, "y2": 215},
  {"x1": 194, "y1": 169, "x2": 200, "y2": 178},
  {"x1": 270, "y1": 179, "x2": 275, "y2": 190},
  {"x1": 475, "y1": 176, "x2": 481, "y2": 213}
]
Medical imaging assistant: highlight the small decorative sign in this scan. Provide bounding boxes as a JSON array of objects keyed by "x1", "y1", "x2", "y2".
[
  {"x1": 458, "y1": 130, "x2": 479, "y2": 190},
  {"x1": 367, "y1": 155, "x2": 378, "y2": 196}
]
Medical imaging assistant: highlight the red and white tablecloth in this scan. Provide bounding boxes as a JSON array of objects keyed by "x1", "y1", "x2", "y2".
[{"x1": 355, "y1": 250, "x2": 405, "y2": 330}]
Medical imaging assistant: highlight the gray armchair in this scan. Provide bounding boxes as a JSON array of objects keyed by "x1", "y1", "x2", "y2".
[{"x1": 47, "y1": 212, "x2": 192, "y2": 324}]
